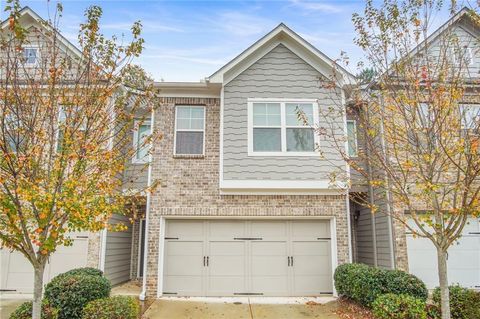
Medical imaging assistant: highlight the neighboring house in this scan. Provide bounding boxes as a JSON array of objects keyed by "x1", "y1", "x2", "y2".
[
  {"x1": 352, "y1": 7, "x2": 480, "y2": 290},
  {"x1": 1, "y1": 6, "x2": 478, "y2": 298}
]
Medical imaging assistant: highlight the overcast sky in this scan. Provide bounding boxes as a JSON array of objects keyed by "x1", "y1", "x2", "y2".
[{"x1": 3, "y1": 0, "x2": 452, "y2": 82}]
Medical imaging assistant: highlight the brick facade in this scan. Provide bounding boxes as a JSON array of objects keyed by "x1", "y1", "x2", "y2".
[{"x1": 144, "y1": 97, "x2": 350, "y2": 297}]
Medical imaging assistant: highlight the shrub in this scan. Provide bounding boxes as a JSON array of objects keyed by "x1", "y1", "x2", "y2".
[
  {"x1": 62, "y1": 267, "x2": 103, "y2": 278},
  {"x1": 380, "y1": 268, "x2": 428, "y2": 300},
  {"x1": 9, "y1": 299, "x2": 58, "y2": 319},
  {"x1": 432, "y1": 285, "x2": 480, "y2": 319},
  {"x1": 82, "y1": 296, "x2": 140, "y2": 319},
  {"x1": 334, "y1": 263, "x2": 428, "y2": 307},
  {"x1": 334, "y1": 263, "x2": 384, "y2": 306},
  {"x1": 44, "y1": 273, "x2": 111, "y2": 319},
  {"x1": 372, "y1": 293, "x2": 427, "y2": 319}
]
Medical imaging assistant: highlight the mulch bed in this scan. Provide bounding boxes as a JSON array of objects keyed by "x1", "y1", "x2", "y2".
[{"x1": 334, "y1": 298, "x2": 376, "y2": 319}]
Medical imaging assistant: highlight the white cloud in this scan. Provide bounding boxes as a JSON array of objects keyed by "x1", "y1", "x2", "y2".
[
  {"x1": 209, "y1": 11, "x2": 275, "y2": 37},
  {"x1": 289, "y1": 0, "x2": 343, "y2": 13}
]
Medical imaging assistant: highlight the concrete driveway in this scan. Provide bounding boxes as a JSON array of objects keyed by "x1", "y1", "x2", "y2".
[
  {"x1": 0, "y1": 297, "x2": 30, "y2": 318},
  {"x1": 142, "y1": 297, "x2": 340, "y2": 319}
]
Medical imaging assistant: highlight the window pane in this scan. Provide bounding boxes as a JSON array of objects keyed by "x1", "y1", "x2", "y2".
[
  {"x1": 286, "y1": 103, "x2": 314, "y2": 126},
  {"x1": 190, "y1": 118, "x2": 204, "y2": 130},
  {"x1": 347, "y1": 121, "x2": 357, "y2": 157},
  {"x1": 461, "y1": 105, "x2": 480, "y2": 129},
  {"x1": 253, "y1": 128, "x2": 281, "y2": 152},
  {"x1": 23, "y1": 48, "x2": 37, "y2": 64},
  {"x1": 286, "y1": 128, "x2": 314, "y2": 152},
  {"x1": 176, "y1": 107, "x2": 190, "y2": 119},
  {"x1": 252, "y1": 103, "x2": 280, "y2": 127},
  {"x1": 136, "y1": 124, "x2": 150, "y2": 160},
  {"x1": 176, "y1": 106, "x2": 205, "y2": 130},
  {"x1": 191, "y1": 107, "x2": 204, "y2": 119},
  {"x1": 176, "y1": 131, "x2": 204, "y2": 155}
]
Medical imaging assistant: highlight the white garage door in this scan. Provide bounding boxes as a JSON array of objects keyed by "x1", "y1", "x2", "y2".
[
  {"x1": 406, "y1": 218, "x2": 480, "y2": 289},
  {"x1": 0, "y1": 232, "x2": 90, "y2": 294},
  {"x1": 163, "y1": 220, "x2": 333, "y2": 296}
]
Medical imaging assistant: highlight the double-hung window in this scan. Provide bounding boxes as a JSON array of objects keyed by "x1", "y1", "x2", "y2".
[
  {"x1": 174, "y1": 105, "x2": 205, "y2": 155},
  {"x1": 23, "y1": 47, "x2": 39, "y2": 65},
  {"x1": 133, "y1": 120, "x2": 151, "y2": 163},
  {"x1": 249, "y1": 99, "x2": 318, "y2": 156},
  {"x1": 346, "y1": 120, "x2": 358, "y2": 157}
]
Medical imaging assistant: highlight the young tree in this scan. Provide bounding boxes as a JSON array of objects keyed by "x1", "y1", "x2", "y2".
[
  {"x1": 0, "y1": 1, "x2": 155, "y2": 318},
  {"x1": 317, "y1": 2, "x2": 479, "y2": 319}
]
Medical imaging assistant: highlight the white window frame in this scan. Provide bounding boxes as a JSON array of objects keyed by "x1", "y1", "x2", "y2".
[
  {"x1": 346, "y1": 120, "x2": 358, "y2": 157},
  {"x1": 22, "y1": 45, "x2": 40, "y2": 66},
  {"x1": 173, "y1": 105, "x2": 206, "y2": 156},
  {"x1": 247, "y1": 98, "x2": 319, "y2": 157},
  {"x1": 450, "y1": 47, "x2": 473, "y2": 66},
  {"x1": 132, "y1": 120, "x2": 151, "y2": 163}
]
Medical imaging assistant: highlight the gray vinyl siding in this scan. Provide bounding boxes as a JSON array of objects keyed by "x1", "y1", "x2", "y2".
[
  {"x1": 425, "y1": 20, "x2": 480, "y2": 79},
  {"x1": 223, "y1": 44, "x2": 345, "y2": 181},
  {"x1": 104, "y1": 214, "x2": 133, "y2": 286},
  {"x1": 353, "y1": 204, "x2": 375, "y2": 266},
  {"x1": 371, "y1": 187, "x2": 394, "y2": 269}
]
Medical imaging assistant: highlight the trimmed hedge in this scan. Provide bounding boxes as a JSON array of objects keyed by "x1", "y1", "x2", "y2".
[
  {"x1": 372, "y1": 293, "x2": 427, "y2": 319},
  {"x1": 62, "y1": 267, "x2": 103, "y2": 278},
  {"x1": 432, "y1": 285, "x2": 480, "y2": 319},
  {"x1": 334, "y1": 263, "x2": 428, "y2": 307},
  {"x1": 82, "y1": 296, "x2": 140, "y2": 319},
  {"x1": 44, "y1": 273, "x2": 111, "y2": 319},
  {"x1": 9, "y1": 299, "x2": 58, "y2": 319}
]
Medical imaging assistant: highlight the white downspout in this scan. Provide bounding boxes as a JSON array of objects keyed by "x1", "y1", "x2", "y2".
[
  {"x1": 139, "y1": 104, "x2": 155, "y2": 301},
  {"x1": 342, "y1": 89, "x2": 353, "y2": 263}
]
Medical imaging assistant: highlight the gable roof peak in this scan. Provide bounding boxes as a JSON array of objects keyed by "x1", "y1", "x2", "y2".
[{"x1": 207, "y1": 22, "x2": 356, "y2": 85}]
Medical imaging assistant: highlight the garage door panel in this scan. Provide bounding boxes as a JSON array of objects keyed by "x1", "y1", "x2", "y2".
[
  {"x1": 251, "y1": 221, "x2": 288, "y2": 238},
  {"x1": 251, "y1": 241, "x2": 287, "y2": 256},
  {"x1": 209, "y1": 221, "x2": 245, "y2": 239},
  {"x1": 251, "y1": 276, "x2": 289, "y2": 295},
  {"x1": 164, "y1": 276, "x2": 203, "y2": 295},
  {"x1": 1, "y1": 233, "x2": 89, "y2": 294},
  {"x1": 167, "y1": 241, "x2": 203, "y2": 256},
  {"x1": 292, "y1": 241, "x2": 330, "y2": 256},
  {"x1": 407, "y1": 217, "x2": 480, "y2": 289},
  {"x1": 164, "y1": 247, "x2": 203, "y2": 276},
  {"x1": 291, "y1": 221, "x2": 330, "y2": 239},
  {"x1": 167, "y1": 220, "x2": 204, "y2": 238},
  {"x1": 293, "y1": 275, "x2": 333, "y2": 294},
  {"x1": 252, "y1": 256, "x2": 288, "y2": 276},
  {"x1": 209, "y1": 241, "x2": 244, "y2": 256},
  {"x1": 209, "y1": 241, "x2": 246, "y2": 277},
  {"x1": 208, "y1": 276, "x2": 245, "y2": 295}
]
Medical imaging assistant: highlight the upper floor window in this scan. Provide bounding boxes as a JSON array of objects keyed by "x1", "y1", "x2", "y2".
[
  {"x1": 450, "y1": 47, "x2": 473, "y2": 66},
  {"x1": 346, "y1": 120, "x2": 358, "y2": 157},
  {"x1": 248, "y1": 99, "x2": 318, "y2": 156},
  {"x1": 56, "y1": 106, "x2": 87, "y2": 153},
  {"x1": 133, "y1": 120, "x2": 151, "y2": 163},
  {"x1": 23, "y1": 47, "x2": 39, "y2": 65},
  {"x1": 460, "y1": 104, "x2": 480, "y2": 129},
  {"x1": 174, "y1": 105, "x2": 205, "y2": 155}
]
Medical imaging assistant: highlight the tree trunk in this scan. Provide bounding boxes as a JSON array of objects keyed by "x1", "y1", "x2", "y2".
[
  {"x1": 437, "y1": 247, "x2": 451, "y2": 319},
  {"x1": 32, "y1": 262, "x2": 46, "y2": 319}
]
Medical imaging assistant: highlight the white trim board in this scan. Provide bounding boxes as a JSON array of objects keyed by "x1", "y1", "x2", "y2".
[{"x1": 219, "y1": 179, "x2": 346, "y2": 190}]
